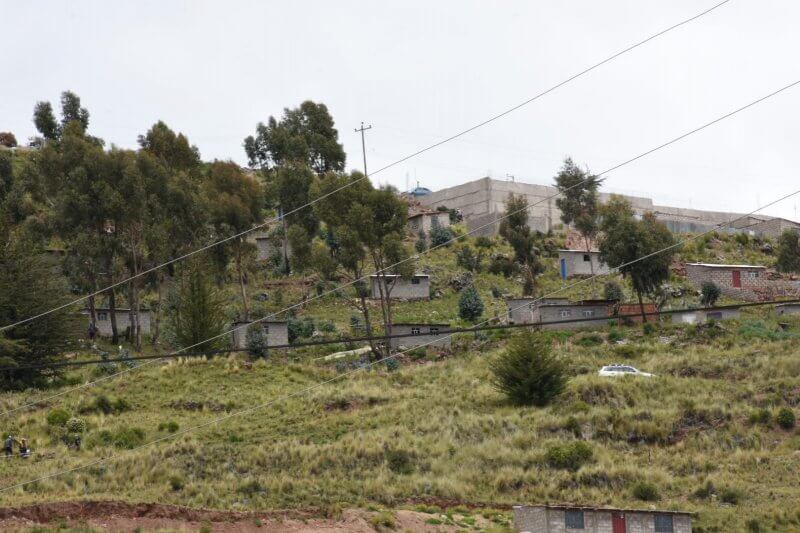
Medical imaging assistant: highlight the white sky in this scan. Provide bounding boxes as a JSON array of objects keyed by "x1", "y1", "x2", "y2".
[{"x1": 3, "y1": 1, "x2": 800, "y2": 219}]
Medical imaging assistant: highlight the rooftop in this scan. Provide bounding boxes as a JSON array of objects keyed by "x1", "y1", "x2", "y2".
[
  {"x1": 687, "y1": 262, "x2": 766, "y2": 269},
  {"x1": 515, "y1": 504, "x2": 693, "y2": 516}
]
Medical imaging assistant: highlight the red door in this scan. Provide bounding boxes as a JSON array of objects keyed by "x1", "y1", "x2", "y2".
[
  {"x1": 612, "y1": 512, "x2": 626, "y2": 533},
  {"x1": 732, "y1": 270, "x2": 741, "y2": 288}
]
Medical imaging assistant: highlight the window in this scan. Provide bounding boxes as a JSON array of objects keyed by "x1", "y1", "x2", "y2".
[
  {"x1": 564, "y1": 510, "x2": 584, "y2": 529},
  {"x1": 583, "y1": 254, "x2": 591, "y2": 262},
  {"x1": 654, "y1": 514, "x2": 674, "y2": 533},
  {"x1": 411, "y1": 327, "x2": 421, "y2": 335},
  {"x1": 745, "y1": 271, "x2": 759, "y2": 279},
  {"x1": 560, "y1": 309, "x2": 571, "y2": 318},
  {"x1": 430, "y1": 327, "x2": 439, "y2": 335},
  {"x1": 262, "y1": 324, "x2": 270, "y2": 334},
  {"x1": 97, "y1": 312, "x2": 108, "y2": 321},
  {"x1": 411, "y1": 277, "x2": 421, "y2": 285},
  {"x1": 582, "y1": 310, "x2": 595, "y2": 317}
]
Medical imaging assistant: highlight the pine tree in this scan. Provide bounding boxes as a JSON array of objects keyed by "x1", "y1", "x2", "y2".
[
  {"x1": 167, "y1": 261, "x2": 227, "y2": 351},
  {"x1": 458, "y1": 285, "x2": 484, "y2": 322}
]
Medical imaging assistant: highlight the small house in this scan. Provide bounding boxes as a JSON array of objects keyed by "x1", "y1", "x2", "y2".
[
  {"x1": 777, "y1": 303, "x2": 800, "y2": 316},
  {"x1": 558, "y1": 249, "x2": 611, "y2": 279},
  {"x1": 407, "y1": 210, "x2": 450, "y2": 235},
  {"x1": 81, "y1": 308, "x2": 151, "y2": 337},
  {"x1": 533, "y1": 300, "x2": 612, "y2": 330},
  {"x1": 685, "y1": 263, "x2": 767, "y2": 291},
  {"x1": 615, "y1": 302, "x2": 658, "y2": 325},
  {"x1": 507, "y1": 297, "x2": 570, "y2": 325},
  {"x1": 231, "y1": 320, "x2": 289, "y2": 350},
  {"x1": 669, "y1": 307, "x2": 740, "y2": 325},
  {"x1": 389, "y1": 323, "x2": 451, "y2": 349},
  {"x1": 369, "y1": 274, "x2": 430, "y2": 300},
  {"x1": 513, "y1": 504, "x2": 693, "y2": 533}
]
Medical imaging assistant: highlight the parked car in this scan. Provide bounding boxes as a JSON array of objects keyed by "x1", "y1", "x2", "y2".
[{"x1": 598, "y1": 364, "x2": 654, "y2": 377}]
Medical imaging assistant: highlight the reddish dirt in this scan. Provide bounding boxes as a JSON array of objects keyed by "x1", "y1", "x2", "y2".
[{"x1": 0, "y1": 500, "x2": 504, "y2": 532}]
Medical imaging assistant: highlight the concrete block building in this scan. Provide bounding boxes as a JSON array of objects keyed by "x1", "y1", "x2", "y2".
[
  {"x1": 670, "y1": 308, "x2": 740, "y2": 325},
  {"x1": 506, "y1": 298, "x2": 611, "y2": 330},
  {"x1": 685, "y1": 263, "x2": 768, "y2": 300},
  {"x1": 82, "y1": 308, "x2": 151, "y2": 337},
  {"x1": 389, "y1": 323, "x2": 451, "y2": 349},
  {"x1": 407, "y1": 210, "x2": 450, "y2": 235},
  {"x1": 369, "y1": 274, "x2": 430, "y2": 300},
  {"x1": 558, "y1": 249, "x2": 610, "y2": 279},
  {"x1": 231, "y1": 320, "x2": 289, "y2": 350},
  {"x1": 513, "y1": 504, "x2": 693, "y2": 533},
  {"x1": 507, "y1": 297, "x2": 570, "y2": 325}
]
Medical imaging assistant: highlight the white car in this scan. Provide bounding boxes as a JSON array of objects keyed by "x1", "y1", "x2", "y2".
[{"x1": 598, "y1": 364, "x2": 654, "y2": 378}]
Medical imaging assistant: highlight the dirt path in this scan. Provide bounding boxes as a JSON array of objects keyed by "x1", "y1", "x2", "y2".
[{"x1": 0, "y1": 500, "x2": 505, "y2": 532}]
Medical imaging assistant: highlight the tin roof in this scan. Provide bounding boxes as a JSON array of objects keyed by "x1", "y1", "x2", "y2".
[
  {"x1": 687, "y1": 262, "x2": 766, "y2": 269},
  {"x1": 514, "y1": 504, "x2": 694, "y2": 516}
]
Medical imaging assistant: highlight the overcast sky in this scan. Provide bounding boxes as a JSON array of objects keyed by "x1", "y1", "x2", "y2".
[{"x1": 3, "y1": 1, "x2": 800, "y2": 219}]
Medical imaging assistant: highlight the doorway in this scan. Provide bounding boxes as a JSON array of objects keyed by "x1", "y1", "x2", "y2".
[
  {"x1": 732, "y1": 270, "x2": 741, "y2": 288},
  {"x1": 612, "y1": 512, "x2": 626, "y2": 533}
]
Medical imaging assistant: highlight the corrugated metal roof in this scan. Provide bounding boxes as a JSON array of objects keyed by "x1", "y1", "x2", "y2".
[
  {"x1": 687, "y1": 262, "x2": 766, "y2": 269},
  {"x1": 514, "y1": 504, "x2": 694, "y2": 516}
]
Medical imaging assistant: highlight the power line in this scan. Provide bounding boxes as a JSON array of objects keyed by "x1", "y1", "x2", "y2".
[
  {"x1": 0, "y1": 298, "x2": 796, "y2": 374},
  {"x1": 4, "y1": 165, "x2": 795, "y2": 495},
  {"x1": 0, "y1": 0, "x2": 730, "y2": 335},
  {"x1": 3, "y1": 72, "x2": 795, "y2": 418}
]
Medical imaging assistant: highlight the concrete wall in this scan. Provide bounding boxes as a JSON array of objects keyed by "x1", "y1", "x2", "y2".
[
  {"x1": 408, "y1": 212, "x2": 450, "y2": 235},
  {"x1": 418, "y1": 177, "x2": 778, "y2": 237},
  {"x1": 776, "y1": 304, "x2": 800, "y2": 316},
  {"x1": 85, "y1": 309, "x2": 151, "y2": 337},
  {"x1": 670, "y1": 308, "x2": 740, "y2": 324},
  {"x1": 513, "y1": 506, "x2": 691, "y2": 533},
  {"x1": 369, "y1": 275, "x2": 430, "y2": 300},
  {"x1": 534, "y1": 304, "x2": 610, "y2": 330},
  {"x1": 231, "y1": 321, "x2": 289, "y2": 350},
  {"x1": 389, "y1": 324, "x2": 451, "y2": 349},
  {"x1": 507, "y1": 298, "x2": 571, "y2": 324},
  {"x1": 558, "y1": 250, "x2": 611, "y2": 278}
]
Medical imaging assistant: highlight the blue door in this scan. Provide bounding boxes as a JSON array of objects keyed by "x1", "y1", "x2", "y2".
[{"x1": 560, "y1": 259, "x2": 567, "y2": 280}]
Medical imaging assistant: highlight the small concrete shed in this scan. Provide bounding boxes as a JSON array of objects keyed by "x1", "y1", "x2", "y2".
[
  {"x1": 82, "y1": 308, "x2": 151, "y2": 337},
  {"x1": 513, "y1": 504, "x2": 693, "y2": 533},
  {"x1": 388, "y1": 323, "x2": 451, "y2": 349},
  {"x1": 231, "y1": 320, "x2": 289, "y2": 350},
  {"x1": 557, "y1": 249, "x2": 610, "y2": 279},
  {"x1": 369, "y1": 274, "x2": 430, "y2": 300}
]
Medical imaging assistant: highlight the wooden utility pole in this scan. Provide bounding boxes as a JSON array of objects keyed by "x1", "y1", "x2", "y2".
[{"x1": 354, "y1": 122, "x2": 372, "y2": 176}]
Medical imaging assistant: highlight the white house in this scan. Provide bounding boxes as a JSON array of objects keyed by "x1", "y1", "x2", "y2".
[
  {"x1": 369, "y1": 274, "x2": 430, "y2": 300},
  {"x1": 558, "y1": 249, "x2": 610, "y2": 279}
]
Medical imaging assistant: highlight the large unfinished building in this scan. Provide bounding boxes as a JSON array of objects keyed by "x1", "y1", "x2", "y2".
[{"x1": 417, "y1": 177, "x2": 791, "y2": 237}]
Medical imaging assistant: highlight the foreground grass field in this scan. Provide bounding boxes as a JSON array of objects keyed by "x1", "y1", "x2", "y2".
[{"x1": 1, "y1": 308, "x2": 799, "y2": 532}]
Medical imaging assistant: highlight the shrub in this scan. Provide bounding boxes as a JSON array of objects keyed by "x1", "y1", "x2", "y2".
[
  {"x1": 607, "y1": 329, "x2": 624, "y2": 343},
  {"x1": 237, "y1": 479, "x2": 265, "y2": 495},
  {"x1": 700, "y1": 281, "x2": 721, "y2": 306},
  {"x1": 720, "y1": 488, "x2": 741, "y2": 505},
  {"x1": 112, "y1": 398, "x2": 131, "y2": 412},
  {"x1": 776, "y1": 407, "x2": 796, "y2": 429},
  {"x1": 415, "y1": 230, "x2": 427, "y2": 253},
  {"x1": 632, "y1": 481, "x2": 660, "y2": 501},
  {"x1": 46, "y1": 409, "x2": 70, "y2": 427},
  {"x1": 456, "y1": 246, "x2": 483, "y2": 272},
  {"x1": 169, "y1": 475, "x2": 184, "y2": 491},
  {"x1": 488, "y1": 255, "x2": 519, "y2": 277},
  {"x1": 246, "y1": 325, "x2": 269, "y2": 358},
  {"x1": 384, "y1": 358, "x2": 400, "y2": 372},
  {"x1": 604, "y1": 281, "x2": 624, "y2": 302},
  {"x1": 158, "y1": 421, "x2": 180, "y2": 433},
  {"x1": 385, "y1": 448, "x2": 415, "y2": 474},
  {"x1": 574, "y1": 334, "x2": 603, "y2": 347},
  {"x1": 475, "y1": 236, "x2": 493, "y2": 248},
  {"x1": 95, "y1": 395, "x2": 113, "y2": 415},
  {"x1": 65, "y1": 418, "x2": 85, "y2": 434},
  {"x1": 746, "y1": 519, "x2": 762, "y2": 533},
  {"x1": 112, "y1": 427, "x2": 146, "y2": 449},
  {"x1": 544, "y1": 441, "x2": 593, "y2": 471},
  {"x1": 287, "y1": 317, "x2": 314, "y2": 342},
  {"x1": 369, "y1": 511, "x2": 396, "y2": 530},
  {"x1": 749, "y1": 408, "x2": 772, "y2": 425},
  {"x1": 429, "y1": 225, "x2": 453, "y2": 247},
  {"x1": 642, "y1": 322, "x2": 657, "y2": 335},
  {"x1": 490, "y1": 331, "x2": 567, "y2": 406},
  {"x1": 458, "y1": 286, "x2": 484, "y2": 322}
]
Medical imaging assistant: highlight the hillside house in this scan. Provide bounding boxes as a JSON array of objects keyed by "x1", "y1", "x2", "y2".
[
  {"x1": 776, "y1": 303, "x2": 800, "y2": 316},
  {"x1": 670, "y1": 307, "x2": 740, "y2": 325},
  {"x1": 369, "y1": 274, "x2": 430, "y2": 300},
  {"x1": 407, "y1": 210, "x2": 450, "y2": 235},
  {"x1": 557, "y1": 249, "x2": 611, "y2": 279},
  {"x1": 389, "y1": 323, "x2": 451, "y2": 349},
  {"x1": 614, "y1": 302, "x2": 658, "y2": 324},
  {"x1": 507, "y1": 298, "x2": 611, "y2": 330},
  {"x1": 513, "y1": 504, "x2": 693, "y2": 533},
  {"x1": 685, "y1": 263, "x2": 768, "y2": 297},
  {"x1": 81, "y1": 308, "x2": 151, "y2": 337},
  {"x1": 506, "y1": 297, "x2": 570, "y2": 325},
  {"x1": 231, "y1": 320, "x2": 289, "y2": 350}
]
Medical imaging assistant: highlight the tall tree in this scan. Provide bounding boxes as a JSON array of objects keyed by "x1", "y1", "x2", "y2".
[
  {"x1": 776, "y1": 229, "x2": 800, "y2": 273},
  {"x1": 313, "y1": 172, "x2": 413, "y2": 358},
  {"x1": 0, "y1": 222, "x2": 79, "y2": 389},
  {"x1": 137, "y1": 121, "x2": 201, "y2": 172},
  {"x1": 33, "y1": 101, "x2": 59, "y2": 141},
  {"x1": 598, "y1": 196, "x2": 676, "y2": 321},
  {"x1": 499, "y1": 193, "x2": 543, "y2": 296},
  {"x1": 167, "y1": 260, "x2": 227, "y2": 350},
  {"x1": 554, "y1": 157, "x2": 604, "y2": 295},
  {"x1": 244, "y1": 100, "x2": 346, "y2": 174},
  {"x1": 59, "y1": 91, "x2": 90, "y2": 132},
  {"x1": 205, "y1": 161, "x2": 263, "y2": 320}
]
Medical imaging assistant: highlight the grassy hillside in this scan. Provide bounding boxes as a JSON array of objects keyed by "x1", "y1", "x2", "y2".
[{"x1": 0, "y1": 230, "x2": 797, "y2": 532}]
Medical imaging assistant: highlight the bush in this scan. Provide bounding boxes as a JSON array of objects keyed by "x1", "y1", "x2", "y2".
[
  {"x1": 95, "y1": 395, "x2": 113, "y2": 415},
  {"x1": 490, "y1": 332, "x2": 567, "y2": 406},
  {"x1": 749, "y1": 408, "x2": 771, "y2": 425},
  {"x1": 385, "y1": 448, "x2": 415, "y2": 474},
  {"x1": 642, "y1": 322, "x2": 657, "y2": 335},
  {"x1": 607, "y1": 329, "x2": 624, "y2": 343},
  {"x1": 429, "y1": 225, "x2": 453, "y2": 247},
  {"x1": 169, "y1": 475, "x2": 184, "y2": 491},
  {"x1": 720, "y1": 488, "x2": 741, "y2": 505},
  {"x1": 604, "y1": 281, "x2": 624, "y2": 302},
  {"x1": 544, "y1": 441, "x2": 592, "y2": 471},
  {"x1": 776, "y1": 407, "x2": 796, "y2": 429},
  {"x1": 475, "y1": 236, "x2": 493, "y2": 248},
  {"x1": 700, "y1": 281, "x2": 721, "y2": 306},
  {"x1": 456, "y1": 246, "x2": 482, "y2": 272},
  {"x1": 46, "y1": 409, "x2": 70, "y2": 427},
  {"x1": 112, "y1": 427, "x2": 146, "y2": 449},
  {"x1": 458, "y1": 285, "x2": 484, "y2": 322},
  {"x1": 574, "y1": 334, "x2": 603, "y2": 347},
  {"x1": 158, "y1": 421, "x2": 180, "y2": 433},
  {"x1": 415, "y1": 230, "x2": 427, "y2": 253},
  {"x1": 488, "y1": 255, "x2": 519, "y2": 278},
  {"x1": 65, "y1": 418, "x2": 85, "y2": 434},
  {"x1": 246, "y1": 324, "x2": 269, "y2": 358},
  {"x1": 287, "y1": 317, "x2": 314, "y2": 343},
  {"x1": 632, "y1": 481, "x2": 660, "y2": 501}
]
